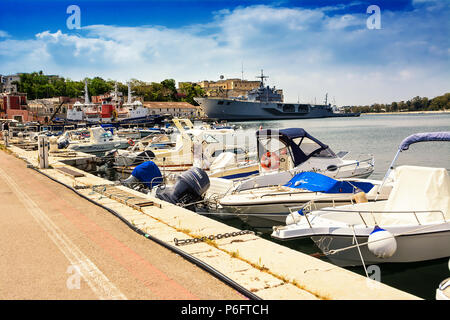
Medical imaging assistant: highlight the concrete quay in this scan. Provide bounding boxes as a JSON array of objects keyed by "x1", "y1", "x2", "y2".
[{"x1": 0, "y1": 141, "x2": 421, "y2": 300}]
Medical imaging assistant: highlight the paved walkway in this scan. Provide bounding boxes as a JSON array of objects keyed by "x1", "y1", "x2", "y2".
[{"x1": 0, "y1": 151, "x2": 244, "y2": 300}]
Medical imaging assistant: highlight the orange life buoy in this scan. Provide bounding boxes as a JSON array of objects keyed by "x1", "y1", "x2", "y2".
[
  {"x1": 260, "y1": 151, "x2": 280, "y2": 170},
  {"x1": 128, "y1": 138, "x2": 135, "y2": 146}
]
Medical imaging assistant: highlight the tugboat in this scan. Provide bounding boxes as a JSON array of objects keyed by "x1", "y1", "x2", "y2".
[{"x1": 194, "y1": 70, "x2": 360, "y2": 121}]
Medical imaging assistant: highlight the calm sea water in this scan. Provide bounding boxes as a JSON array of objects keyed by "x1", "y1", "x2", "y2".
[{"x1": 97, "y1": 113, "x2": 449, "y2": 299}]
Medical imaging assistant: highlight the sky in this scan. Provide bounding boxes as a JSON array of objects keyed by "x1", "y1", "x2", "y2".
[{"x1": 0, "y1": 0, "x2": 449, "y2": 106}]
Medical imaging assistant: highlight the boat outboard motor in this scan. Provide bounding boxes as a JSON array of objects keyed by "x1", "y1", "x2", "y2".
[
  {"x1": 155, "y1": 167, "x2": 210, "y2": 211},
  {"x1": 122, "y1": 161, "x2": 163, "y2": 191}
]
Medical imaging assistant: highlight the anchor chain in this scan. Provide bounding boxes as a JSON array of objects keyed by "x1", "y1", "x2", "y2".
[{"x1": 174, "y1": 230, "x2": 255, "y2": 246}]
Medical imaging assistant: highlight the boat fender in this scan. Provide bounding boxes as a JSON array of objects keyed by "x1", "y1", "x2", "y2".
[
  {"x1": 285, "y1": 210, "x2": 303, "y2": 225},
  {"x1": 353, "y1": 192, "x2": 368, "y2": 203},
  {"x1": 260, "y1": 152, "x2": 280, "y2": 170},
  {"x1": 367, "y1": 226, "x2": 397, "y2": 259}
]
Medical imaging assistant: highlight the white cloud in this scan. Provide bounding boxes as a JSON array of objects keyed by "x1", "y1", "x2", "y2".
[
  {"x1": 0, "y1": 30, "x2": 10, "y2": 38},
  {"x1": 0, "y1": 3, "x2": 448, "y2": 105}
]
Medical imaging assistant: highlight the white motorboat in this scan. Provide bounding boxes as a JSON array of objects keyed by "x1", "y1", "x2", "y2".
[
  {"x1": 62, "y1": 126, "x2": 131, "y2": 154},
  {"x1": 272, "y1": 132, "x2": 450, "y2": 267},
  {"x1": 257, "y1": 128, "x2": 374, "y2": 177},
  {"x1": 215, "y1": 171, "x2": 391, "y2": 231},
  {"x1": 229, "y1": 128, "x2": 375, "y2": 193}
]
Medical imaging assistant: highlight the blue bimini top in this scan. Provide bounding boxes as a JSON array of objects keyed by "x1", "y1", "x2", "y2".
[
  {"x1": 284, "y1": 171, "x2": 374, "y2": 194},
  {"x1": 399, "y1": 132, "x2": 450, "y2": 151}
]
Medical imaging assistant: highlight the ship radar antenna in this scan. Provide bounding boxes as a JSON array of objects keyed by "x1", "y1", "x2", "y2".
[{"x1": 256, "y1": 69, "x2": 268, "y2": 87}]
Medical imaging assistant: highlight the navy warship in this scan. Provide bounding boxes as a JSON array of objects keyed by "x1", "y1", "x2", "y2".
[{"x1": 194, "y1": 71, "x2": 360, "y2": 121}]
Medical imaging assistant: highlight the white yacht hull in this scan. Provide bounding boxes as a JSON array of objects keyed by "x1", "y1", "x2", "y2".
[
  {"x1": 273, "y1": 220, "x2": 450, "y2": 266},
  {"x1": 220, "y1": 198, "x2": 361, "y2": 230},
  {"x1": 68, "y1": 141, "x2": 130, "y2": 154},
  {"x1": 311, "y1": 227, "x2": 450, "y2": 267}
]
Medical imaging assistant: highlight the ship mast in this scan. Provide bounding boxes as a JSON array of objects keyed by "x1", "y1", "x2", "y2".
[
  {"x1": 256, "y1": 69, "x2": 269, "y2": 87},
  {"x1": 113, "y1": 82, "x2": 119, "y2": 106},
  {"x1": 84, "y1": 79, "x2": 90, "y2": 104},
  {"x1": 127, "y1": 82, "x2": 132, "y2": 104}
]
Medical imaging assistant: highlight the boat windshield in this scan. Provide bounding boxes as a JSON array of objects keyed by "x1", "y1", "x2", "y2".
[
  {"x1": 292, "y1": 137, "x2": 336, "y2": 158},
  {"x1": 203, "y1": 134, "x2": 220, "y2": 144}
]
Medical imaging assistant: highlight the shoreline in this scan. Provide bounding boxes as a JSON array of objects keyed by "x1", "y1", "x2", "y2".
[{"x1": 362, "y1": 110, "x2": 449, "y2": 115}]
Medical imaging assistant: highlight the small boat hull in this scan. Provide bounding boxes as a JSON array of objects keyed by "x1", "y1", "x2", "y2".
[{"x1": 311, "y1": 227, "x2": 450, "y2": 267}]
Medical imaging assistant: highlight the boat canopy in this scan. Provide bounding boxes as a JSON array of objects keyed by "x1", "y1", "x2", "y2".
[
  {"x1": 399, "y1": 132, "x2": 450, "y2": 151},
  {"x1": 131, "y1": 161, "x2": 163, "y2": 188},
  {"x1": 256, "y1": 128, "x2": 330, "y2": 167},
  {"x1": 284, "y1": 172, "x2": 374, "y2": 194},
  {"x1": 379, "y1": 165, "x2": 450, "y2": 225}
]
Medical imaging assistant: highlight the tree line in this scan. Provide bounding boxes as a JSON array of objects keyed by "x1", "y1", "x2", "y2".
[
  {"x1": 14, "y1": 71, "x2": 205, "y2": 105},
  {"x1": 351, "y1": 93, "x2": 450, "y2": 113}
]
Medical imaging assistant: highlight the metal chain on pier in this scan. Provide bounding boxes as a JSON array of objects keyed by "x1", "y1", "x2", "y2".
[{"x1": 174, "y1": 230, "x2": 255, "y2": 246}]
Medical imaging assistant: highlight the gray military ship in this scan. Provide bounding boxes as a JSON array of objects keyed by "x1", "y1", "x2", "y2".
[{"x1": 194, "y1": 71, "x2": 360, "y2": 121}]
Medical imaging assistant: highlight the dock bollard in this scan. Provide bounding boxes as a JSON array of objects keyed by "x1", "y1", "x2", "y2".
[
  {"x1": 38, "y1": 135, "x2": 49, "y2": 169},
  {"x1": 3, "y1": 130, "x2": 8, "y2": 147}
]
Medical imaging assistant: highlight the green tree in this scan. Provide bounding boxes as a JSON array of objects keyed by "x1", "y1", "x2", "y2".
[{"x1": 178, "y1": 83, "x2": 205, "y2": 105}]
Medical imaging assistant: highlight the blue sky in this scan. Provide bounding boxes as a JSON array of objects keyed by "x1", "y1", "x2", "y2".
[{"x1": 0, "y1": 0, "x2": 449, "y2": 105}]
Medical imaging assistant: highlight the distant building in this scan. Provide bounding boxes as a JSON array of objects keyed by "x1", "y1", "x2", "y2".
[
  {"x1": 142, "y1": 101, "x2": 201, "y2": 119},
  {"x1": 27, "y1": 97, "x2": 75, "y2": 123},
  {"x1": 196, "y1": 78, "x2": 263, "y2": 98},
  {"x1": 0, "y1": 74, "x2": 21, "y2": 93},
  {"x1": 191, "y1": 77, "x2": 284, "y2": 101},
  {"x1": 0, "y1": 92, "x2": 30, "y2": 122}
]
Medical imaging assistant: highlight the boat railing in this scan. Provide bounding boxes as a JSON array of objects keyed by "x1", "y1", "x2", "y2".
[
  {"x1": 325, "y1": 154, "x2": 374, "y2": 178},
  {"x1": 287, "y1": 195, "x2": 359, "y2": 228},
  {"x1": 288, "y1": 204, "x2": 447, "y2": 229}
]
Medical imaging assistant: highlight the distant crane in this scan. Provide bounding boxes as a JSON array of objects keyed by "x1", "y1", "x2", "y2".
[{"x1": 49, "y1": 98, "x2": 68, "y2": 123}]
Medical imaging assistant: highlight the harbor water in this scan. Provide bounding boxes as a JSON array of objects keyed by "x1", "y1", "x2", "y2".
[{"x1": 99, "y1": 113, "x2": 450, "y2": 299}]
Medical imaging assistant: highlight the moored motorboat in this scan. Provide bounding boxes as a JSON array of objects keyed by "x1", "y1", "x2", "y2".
[
  {"x1": 272, "y1": 132, "x2": 450, "y2": 267},
  {"x1": 216, "y1": 171, "x2": 391, "y2": 231},
  {"x1": 62, "y1": 126, "x2": 131, "y2": 154}
]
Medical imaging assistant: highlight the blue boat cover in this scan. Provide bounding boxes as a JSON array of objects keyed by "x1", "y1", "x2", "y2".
[
  {"x1": 399, "y1": 132, "x2": 450, "y2": 151},
  {"x1": 131, "y1": 161, "x2": 163, "y2": 188},
  {"x1": 284, "y1": 172, "x2": 374, "y2": 194}
]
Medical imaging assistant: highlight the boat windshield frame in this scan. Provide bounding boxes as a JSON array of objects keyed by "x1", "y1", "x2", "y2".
[{"x1": 256, "y1": 128, "x2": 330, "y2": 166}]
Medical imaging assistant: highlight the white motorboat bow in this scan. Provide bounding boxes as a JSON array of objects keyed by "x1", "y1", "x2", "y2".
[{"x1": 272, "y1": 132, "x2": 450, "y2": 267}]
